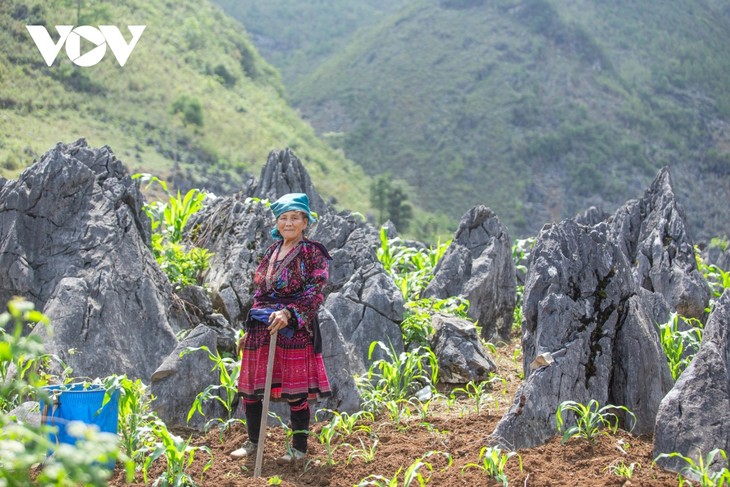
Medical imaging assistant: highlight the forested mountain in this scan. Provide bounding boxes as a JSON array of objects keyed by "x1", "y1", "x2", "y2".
[
  {"x1": 0, "y1": 0, "x2": 371, "y2": 212},
  {"x1": 224, "y1": 0, "x2": 730, "y2": 240},
  {"x1": 213, "y1": 0, "x2": 411, "y2": 86}
]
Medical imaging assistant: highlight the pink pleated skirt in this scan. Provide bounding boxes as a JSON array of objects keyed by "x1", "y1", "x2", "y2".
[{"x1": 237, "y1": 324, "x2": 331, "y2": 401}]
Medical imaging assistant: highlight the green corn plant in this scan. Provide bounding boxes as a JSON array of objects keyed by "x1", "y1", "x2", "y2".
[
  {"x1": 659, "y1": 313, "x2": 704, "y2": 381},
  {"x1": 555, "y1": 399, "x2": 636, "y2": 443},
  {"x1": 345, "y1": 437, "x2": 379, "y2": 465},
  {"x1": 408, "y1": 393, "x2": 445, "y2": 422},
  {"x1": 316, "y1": 408, "x2": 374, "y2": 436},
  {"x1": 314, "y1": 414, "x2": 342, "y2": 465},
  {"x1": 461, "y1": 446, "x2": 522, "y2": 486},
  {"x1": 356, "y1": 451, "x2": 452, "y2": 487},
  {"x1": 132, "y1": 174, "x2": 213, "y2": 289},
  {"x1": 384, "y1": 399, "x2": 412, "y2": 431},
  {"x1": 376, "y1": 228, "x2": 452, "y2": 301},
  {"x1": 142, "y1": 420, "x2": 213, "y2": 487},
  {"x1": 696, "y1": 243, "x2": 730, "y2": 301},
  {"x1": 133, "y1": 174, "x2": 206, "y2": 244},
  {"x1": 401, "y1": 297, "x2": 469, "y2": 349},
  {"x1": 451, "y1": 376, "x2": 503, "y2": 414},
  {"x1": 183, "y1": 345, "x2": 242, "y2": 435},
  {"x1": 605, "y1": 460, "x2": 641, "y2": 480},
  {"x1": 356, "y1": 341, "x2": 439, "y2": 413},
  {"x1": 655, "y1": 449, "x2": 730, "y2": 487},
  {"x1": 102, "y1": 375, "x2": 159, "y2": 465},
  {"x1": 269, "y1": 410, "x2": 309, "y2": 460}
]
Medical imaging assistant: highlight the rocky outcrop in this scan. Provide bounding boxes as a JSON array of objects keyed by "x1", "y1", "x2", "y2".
[
  {"x1": 609, "y1": 167, "x2": 710, "y2": 320},
  {"x1": 429, "y1": 314, "x2": 496, "y2": 383},
  {"x1": 574, "y1": 206, "x2": 609, "y2": 226},
  {"x1": 324, "y1": 263, "x2": 405, "y2": 367},
  {"x1": 150, "y1": 325, "x2": 226, "y2": 431},
  {"x1": 184, "y1": 195, "x2": 273, "y2": 327},
  {"x1": 249, "y1": 148, "x2": 330, "y2": 216},
  {"x1": 654, "y1": 289, "x2": 730, "y2": 474},
  {"x1": 423, "y1": 206, "x2": 516, "y2": 342},
  {"x1": 491, "y1": 220, "x2": 672, "y2": 449},
  {"x1": 1, "y1": 139, "x2": 185, "y2": 381}
]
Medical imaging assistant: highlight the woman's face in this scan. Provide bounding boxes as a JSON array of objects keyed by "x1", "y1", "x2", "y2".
[{"x1": 276, "y1": 211, "x2": 308, "y2": 241}]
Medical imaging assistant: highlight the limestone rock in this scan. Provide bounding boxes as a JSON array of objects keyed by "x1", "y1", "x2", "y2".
[
  {"x1": 491, "y1": 220, "x2": 672, "y2": 449},
  {"x1": 429, "y1": 314, "x2": 496, "y2": 383},
  {"x1": 609, "y1": 167, "x2": 710, "y2": 320},
  {"x1": 324, "y1": 263, "x2": 405, "y2": 368},
  {"x1": 150, "y1": 325, "x2": 226, "y2": 431},
  {"x1": 423, "y1": 205, "x2": 516, "y2": 342},
  {"x1": 654, "y1": 289, "x2": 730, "y2": 474},
  {"x1": 0, "y1": 139, "x2": 184, "y2": 381}
]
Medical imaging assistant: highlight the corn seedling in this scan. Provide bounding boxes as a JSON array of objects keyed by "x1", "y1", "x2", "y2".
[
  {"x1": 356, "y1": 341, "x2": 439, "y2": 413},
  {"x1": 452, "y1": 376, "x2": 503, "y2": 414},
  {"x1": 268, "y1": 476, "x2": 283, "y2": 486},
  {"x1": 606, "y1": 460, "x2": 641, "y2": 480},
  {"x1": 401, "y1": 297, "x2": 469, "y2": 349},
  {"x1": 356, "y1": 451, "x2": 452, "y2": 487},
  {"x1": 316, "y1": 408, "x2": 374, "y2": 436},
  {"x1": 384, "y1": 399, "x2": 412, "y2": 431},
  {"x1": 555, "y1": 399, "x2": 636, "y2": 443},
  {"x1": 696, "y1": 243, "x2": 730, "y2": 300},
  {"x1": 270, "y1": 411, "x2": 309, "y2": 460},
  {"x1": 183, "y1": 345, "x2": 243, "y2": 436},
  {"x1": 659, "y1": 313, "x2": 704, "y2": 381},
  {"x1": 102, "y1": 375, "x2": 159, "y2": 465},
  {"x1": 345, "y1": 437, "x2": 379, "y2": 465},
  {"x1": 408, "y1": 393, "x2": 445, "y2": 422},
  {"x1": 142, "y1": 420, "x2": 213, "y2": 486},
  {"x1": 655, "y1": 449, "x2": 730, "y2": 487},
  {"x1": 132, "y1": 174, "x2": 213, "y2": 288},
  {"x1": 461, "y1": 446, "x2": 522, "y2": 486},
  {"x1": 314, "y1": 414, "x2": 343, "y2": 465}
]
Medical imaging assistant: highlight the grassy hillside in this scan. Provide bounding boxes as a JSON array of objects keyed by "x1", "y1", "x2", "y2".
[
  {"x1": 212, "y1": 0, "x2": 411, "y2": 87},
  {"x1": 289, "y1": 0, "x2": 730, "y2": 239},
  {"x1": 0, "y1": 0, "x2": 372, "y2": 213}
]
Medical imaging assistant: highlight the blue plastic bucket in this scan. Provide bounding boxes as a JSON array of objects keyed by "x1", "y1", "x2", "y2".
[{"x1": 40, "y1": 383, "x2": 119, "y2": 468}]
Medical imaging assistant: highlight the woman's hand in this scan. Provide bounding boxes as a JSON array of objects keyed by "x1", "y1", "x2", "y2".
[{"x1": 267, "y1": 309, "x2": 291, "y2": 335}]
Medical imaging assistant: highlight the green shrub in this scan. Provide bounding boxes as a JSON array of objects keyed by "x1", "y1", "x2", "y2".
[{"x1": 172, "y1": 95, "x2": 204, "y2": 127}]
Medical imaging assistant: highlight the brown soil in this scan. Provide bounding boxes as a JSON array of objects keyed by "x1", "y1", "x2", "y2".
[{"x1": 109, "y1": 343, "x2": 680, "y2": 486}]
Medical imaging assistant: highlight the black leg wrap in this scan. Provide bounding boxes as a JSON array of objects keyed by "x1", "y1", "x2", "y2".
[
  {"x1": 243, "y1": 398, "x2": 262, "y2": 442},
  {"x1": 289, "y1": 398, "x2": 310, "y2": 453}
]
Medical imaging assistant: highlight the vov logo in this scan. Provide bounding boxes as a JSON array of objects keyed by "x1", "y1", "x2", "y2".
[{"x1": 26, "y1": 25, "x2": 146, "y2": 67}]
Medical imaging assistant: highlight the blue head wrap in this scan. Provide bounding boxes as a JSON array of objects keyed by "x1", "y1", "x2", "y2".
[{"x1": 269, "y1": 193, "x2": 317, "y2": 239}]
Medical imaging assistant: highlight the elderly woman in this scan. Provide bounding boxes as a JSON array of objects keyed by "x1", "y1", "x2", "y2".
[{"x1": 231, "y1": 193, "x2": 331, "y2": 462}]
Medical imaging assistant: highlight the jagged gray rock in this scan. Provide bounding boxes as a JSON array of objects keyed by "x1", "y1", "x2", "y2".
[
  {"x1": 249, "y1": 148, "x2": 329, "y2": 216},
  {"x1": 574, "y1": 206, "x2": 609, "y2": 226},
  {"x1": 423, "y1": 205, "x2": 516, "y2": 342},
  {"x1": 313, "y1": 308, "x2": 363, "y2": 412},
  {"x1": 324, "y1": 263, "x2": 405, "y2": 368},
  {"x1": 654, "y1": 289, "x2": 730, "y2": 474},
  {"x1": 311, "y1": 211, "x2": 380, "y2": 294},
  {"x1": 184, "y1": 195, "x2": 274, "y2": 326},
  {"x1": 0, "y1": 139, "x2": 184, "y2": 381},
  {"x1": 491, "y1": 220, "x2": 672, "y2": 449},
  {"x1": 609, "y1": 167, "x2": 710, "y2": 320},
  {"x1": 150, "y1": 325, "x2": 226, "y2": 431},
  {"x1": 429, "y1": 314, "x2": 496, "y2": 383}
]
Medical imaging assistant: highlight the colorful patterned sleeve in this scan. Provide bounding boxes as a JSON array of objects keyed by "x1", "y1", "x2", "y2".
[{"x1": 286, "y1": 243, "x2": 329, "y2": 332}]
